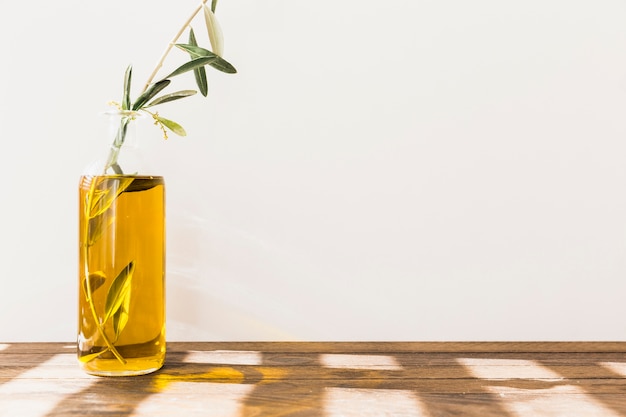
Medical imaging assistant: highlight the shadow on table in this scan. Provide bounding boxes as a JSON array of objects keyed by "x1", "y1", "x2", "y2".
[
  {"x1": 0, "y1": 344, "x2": 58, "y2": 387},
  {"x1": 44, "y1": 346, "x2": 626, "y2": 417}
]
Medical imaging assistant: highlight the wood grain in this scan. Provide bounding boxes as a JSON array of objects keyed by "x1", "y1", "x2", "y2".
[{"x1": 1, "y1": 342, "x2": 625, "y2": 416}]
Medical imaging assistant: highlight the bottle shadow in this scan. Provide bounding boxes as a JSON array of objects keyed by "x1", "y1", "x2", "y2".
[{"x1": 43, "y1": 345, "x2": 626, "y2": 417}]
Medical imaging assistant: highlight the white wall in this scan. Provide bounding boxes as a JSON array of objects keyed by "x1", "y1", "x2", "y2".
[{"x1": 1, "y1": 0, "x2": 625, "y2": 342}]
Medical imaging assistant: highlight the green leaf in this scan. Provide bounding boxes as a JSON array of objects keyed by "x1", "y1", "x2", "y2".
[
  {"x1": 111, "y1": 163, "x2": 123, "y2": 175},
  {"x1": 82, "y1": 272, "x2": 107, "y2": 301},
  {"x1": 156, "y1": 115, "x2": 187, "y2": 136},
  {"x1": 175, "y1": 44, "x2": 237, "y2": 74},
  {"x1": 193, "y1": 67, "x2": 208, "y2": 96},
  {"x1": 164, "y1": 56, "x2": 217, "y2": 78},
  {"x1": 103, "y1": 261, "x2": 135, "y2": 324},
  {"x1": 122, "y1": 65, "x2": 132, "y2": 111},
  {"x1": 189, "y1": 28, "x2": 208, "y2": 96},
  {"x1": 145, "y1": 90, "x2": 198, "y2": 107},
  {"x1": 132, "y1": 79, "x2": 171, "y2": 111},
  {"x1": 87, "y1": 176, "x2": 135, "y2": 219},
  {"x1": 205, "y1": 55, "x2": 237, "y2": 74},
  {"x1": 175, "y1": 43, "x2": 210, "y2": 57},
  {"x1": 211, "y1": 0, "x2": 218, "y2": 13},
  {"x1": 203, "y1": 4, "x2": 224, "y2": 57}
]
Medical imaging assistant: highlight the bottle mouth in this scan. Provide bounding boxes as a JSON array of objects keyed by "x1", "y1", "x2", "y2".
[{"x1": 102, "y1": 109, "x2": 146, "y2": 119}]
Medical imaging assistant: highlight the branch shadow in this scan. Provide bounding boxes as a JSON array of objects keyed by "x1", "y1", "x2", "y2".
[
  {"x1": 41, "y1": 345, "x2": 626, "y2": 417},
  {"x1": 43, "y1": 351, "x2": 189, "y2": 416},
  {"x1": 538, "y1": 355, "x2": 626, "y2": 415},
  {"x1": 0, "y1": 344, "x2": 57, "y2": 387}
]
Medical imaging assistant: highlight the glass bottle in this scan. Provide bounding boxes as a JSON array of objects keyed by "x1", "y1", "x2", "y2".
[{"x1": 78, "y1": 110, "x2": 166, "y2": 376}]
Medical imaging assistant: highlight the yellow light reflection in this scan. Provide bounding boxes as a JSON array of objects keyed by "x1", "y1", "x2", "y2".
[{"x1": 153, "y1": 367, "x2": 245, "y2": 391}]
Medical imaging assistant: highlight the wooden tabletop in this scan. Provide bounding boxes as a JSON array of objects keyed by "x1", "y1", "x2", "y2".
[{"x1": 1, "y1": 342, "x2": 625, "y2": 416}]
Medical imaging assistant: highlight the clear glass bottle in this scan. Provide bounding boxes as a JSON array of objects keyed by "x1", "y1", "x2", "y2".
[{"x1": 78, "y1": 111, "x2": 166, "y2": 376}]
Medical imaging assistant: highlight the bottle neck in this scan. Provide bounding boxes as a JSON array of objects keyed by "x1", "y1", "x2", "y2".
[
  {"x1": 104, "y1": 114, "x2": 141, "y2": 175},
  {"x1": 83, "y1": 110, "x2": 161, "y2": 177},
  {"x1": 84, "y1": 111, "x2": 151, "y2": 176}
]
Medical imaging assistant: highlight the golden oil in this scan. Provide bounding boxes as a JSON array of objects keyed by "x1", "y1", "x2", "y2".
[{"x1": 78, "y1": 175, "x2": 165, "y2": 376}]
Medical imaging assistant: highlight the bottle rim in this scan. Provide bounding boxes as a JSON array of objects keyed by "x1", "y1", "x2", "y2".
[{"x1": 101, "y1": 109, "x2": 147, "y2": 119}]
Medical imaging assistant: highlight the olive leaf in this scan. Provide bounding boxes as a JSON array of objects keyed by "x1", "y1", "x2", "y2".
[
  {"x1": 132, "y1": 79, "x2": 171, "y2": 111},
  {"x1": 124, "y1": 177, "x2": 164, "y2": 193},
  {"x1": 87, "y1": 177, "x2": 135, "y2": 219},
  {"x1": 82, "y1": 272, "x2": 107, "y2": 301},
  {"x1": 112, "y1": 285, "x2": 131, "y2": 341},
  {"x1": 145, "y1": 90, "x2": 198, "y2": 107},
  {"x1": 87, "y1": 210, "x2": 117, "y2": 246},
  {"x1": 203, "y1": 4, "x2": 224, "y2": 57},
  {"x1": 103, "y1": 261, "x2": 135, "y2": 324},
  {"x1": 174, "y1": 44, "x2": 237, "y2": 74},
  {"x1": 110, "y1": 163, "x2": 124, "y2": 175},
  {"x1": 164, "y1": 56, "x2": 218, "y2": 79},
  {"x1": 189, "y1": 27, "x2": 208, "y2": 96},
  {"x1": 156, "y1": 115, "x2": 187, "y2": 136},
  {"x1": 122, "y1": 65, "x2": 132, "y2": 111},
  {"x1": 101, "y1": 1, "x2": 236, "y2": 185}
]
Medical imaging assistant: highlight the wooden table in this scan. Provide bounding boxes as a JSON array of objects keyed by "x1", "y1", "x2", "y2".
[{"x1": 1, "y1": 342, "x2": 625, "y2": 416}]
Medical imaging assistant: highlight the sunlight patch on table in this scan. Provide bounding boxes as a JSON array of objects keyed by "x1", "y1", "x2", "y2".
[
  {"x1": 134, "y1": 381, "x2": 255, "y2": 416},
  {"x1": 0, "y1": 344, "x2": 9, "y2": 352},
  {"x1": 599, "y1": 362, "x2": 626, "y2": 377},
  {"x1": 325, "y1": 387, "x2": 429, "y2": 417},
  {"x1": 457, "y1": 358, "x2": 563, "y2": 380},
  {"x1": 486, "y1": 385, "x2": 620, "y2": 417},
  {"x1": 0, "y1": 354, "x2": 95, "y2": 417},
  {"x1": 184, "y1": 350, "x2": 263, "y2": 366},
  {"x1": 321, "y1": 354, "x2": 403, "y2": 370}
]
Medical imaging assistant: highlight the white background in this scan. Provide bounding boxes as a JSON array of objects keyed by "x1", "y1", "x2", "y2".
[{"x1": 0, "y1": 0, "x2": 625, "y2": 342}]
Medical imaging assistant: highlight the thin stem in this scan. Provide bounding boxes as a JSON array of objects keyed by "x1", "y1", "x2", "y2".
[
  {"x1": 104, "y1": 144, "x2": 122, "y2": 175},
  {"x1": 82, "y1": 179, "x2": 126, "y2": 365},
  {"x1": 103, "y1": 115, "x2": 131, "y2": 175},
  {"x1": 84, "y1": 262, "x2": 126, "y2": 364},
  {"x1": 142, "y1": 0, "x2": 209, "y2": 93}
]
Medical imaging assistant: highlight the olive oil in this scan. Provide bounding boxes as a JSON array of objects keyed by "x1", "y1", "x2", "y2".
[{"x1": 78, "y1": 175, "x2": 165, "y2": 376}]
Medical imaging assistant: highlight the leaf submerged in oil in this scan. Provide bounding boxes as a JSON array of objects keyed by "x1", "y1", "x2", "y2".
[
  {"x1": 124, "y1": 177, "x2": 163, "y2": 193},
  {"x1": 82, "y1": 272, "x2": 107, "y2": 302},
  {"x1": 86, "y1": 176, "x2": 148, "y2": 247},
  {"x1": 86, "y1": 176, "x2": 134, "y2": 219},
  {"x1": 104, "y1": 260, "x2": 135, "y2": 325},
  {"x1": 113, "y1": 291, "x2": 131, "y2": 341}
]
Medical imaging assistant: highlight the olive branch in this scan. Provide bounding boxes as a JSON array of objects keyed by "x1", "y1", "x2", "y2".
[
  {"x1": 104, "y1": 0, "x2": 236, "y2": 175},
  {"x1": 80, "y1": 0, "x2": 236, "y2": 365}
]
